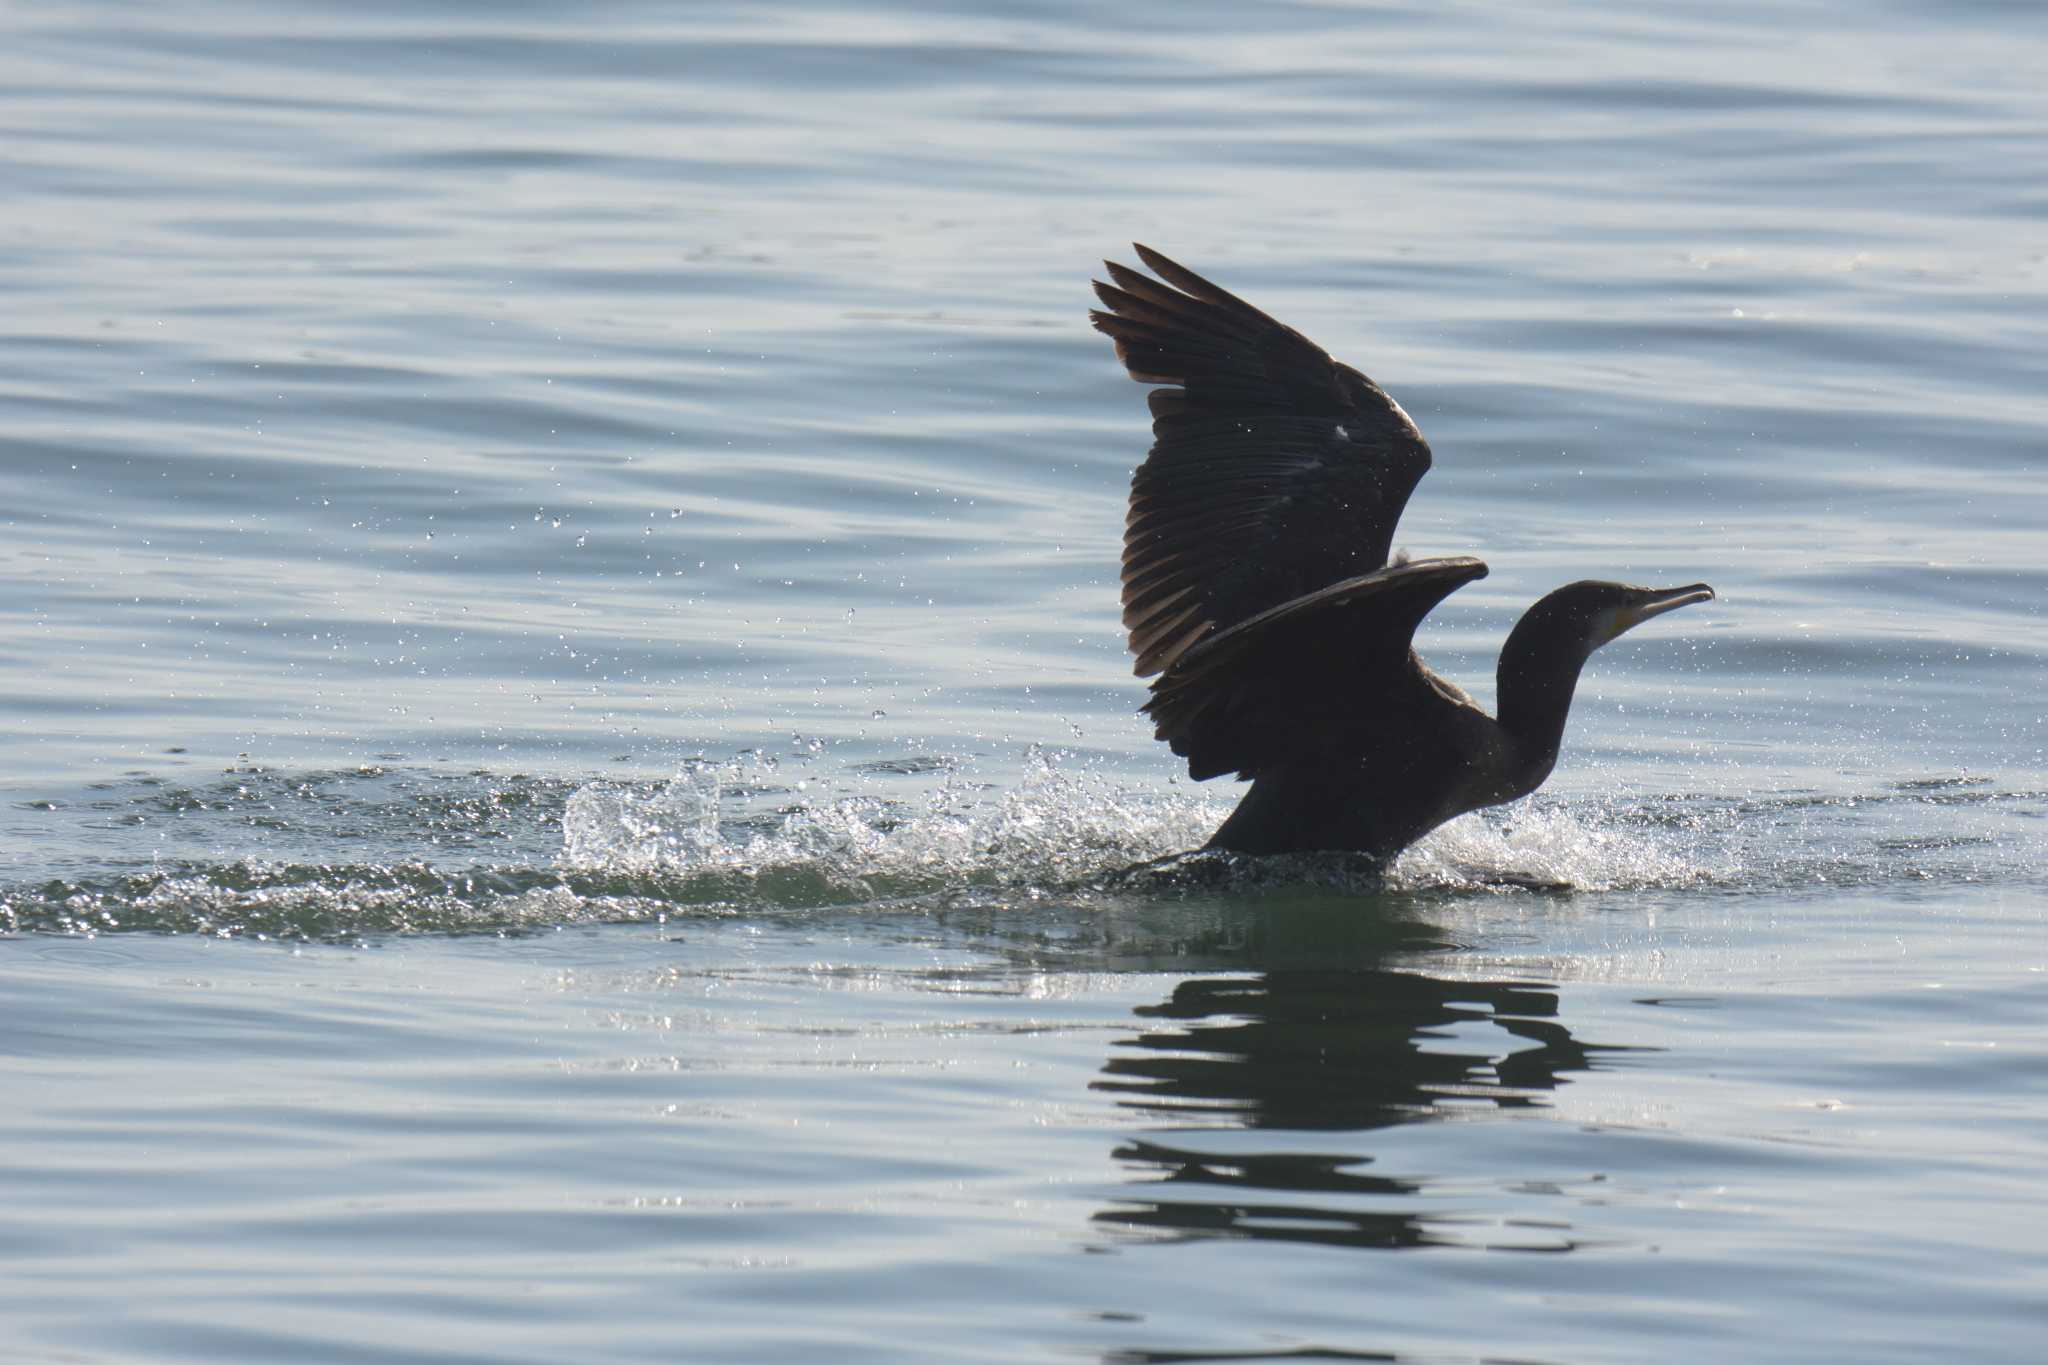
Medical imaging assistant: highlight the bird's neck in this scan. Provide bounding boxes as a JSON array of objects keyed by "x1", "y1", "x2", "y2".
[{"x1": 1493, "y1": 613, "x2": 1590, "y2": 799}]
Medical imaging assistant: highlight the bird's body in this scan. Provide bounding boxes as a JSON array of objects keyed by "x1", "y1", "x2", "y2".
[{"x1": 1090, "y1": 246, "x2": 1711, "y2": 861}]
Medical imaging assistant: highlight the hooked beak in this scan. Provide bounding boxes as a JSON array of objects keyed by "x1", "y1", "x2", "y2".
[{"x1": 1611, "y1": 583, "x2": 1715, "y2": 639}]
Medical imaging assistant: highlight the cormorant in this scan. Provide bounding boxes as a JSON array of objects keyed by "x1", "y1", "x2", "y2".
[{"x1": 1090, "y1": 245, "x2": 1712, "y2": 859}]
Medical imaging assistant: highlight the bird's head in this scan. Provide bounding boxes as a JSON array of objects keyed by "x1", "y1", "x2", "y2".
[{"x1": 1521, "y1": 580, "x2": 1717, "y2": 661}]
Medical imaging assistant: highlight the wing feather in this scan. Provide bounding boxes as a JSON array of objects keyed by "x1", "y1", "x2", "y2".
[
  {"x1": 1142, "y1": 557, "x2": 1489, "y2": 780},
  {"x1": 1091, "y1": 246, "x2": 1434, "y2": 680}
]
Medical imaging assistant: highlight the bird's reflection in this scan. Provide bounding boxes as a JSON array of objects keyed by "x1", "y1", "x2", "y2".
[
  {"x1": 1098, "y1": 969, "x2": 1601, "y2": 1128},
  {"x1": 1088, "y1": 911, "x2": 1648, "y2": 1254}
]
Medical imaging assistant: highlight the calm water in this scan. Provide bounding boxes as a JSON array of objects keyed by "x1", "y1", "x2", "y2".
[{"x1": 4, "y1": 1, "x2": 2047, "y2": 1360}]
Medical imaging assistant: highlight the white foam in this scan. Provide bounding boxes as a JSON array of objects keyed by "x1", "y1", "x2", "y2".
[
  {"x1": 1390, "y1": 804, "x2": 1726, "y2": 892},
  {"x1": 560, "y1": 756, "x2": 1720, "y2": 897},
  {"x1": 560, "y1": 753, "x2": 1224, "y2": 890}
]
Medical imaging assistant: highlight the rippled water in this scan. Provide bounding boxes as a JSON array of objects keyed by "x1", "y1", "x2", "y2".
[{"x1": 4, "y1": 1, "x2": 2047, "y2": 1361}]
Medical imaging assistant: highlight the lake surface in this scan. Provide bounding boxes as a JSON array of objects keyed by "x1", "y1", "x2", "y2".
[{"x1": 4, "y1": 1, "x2": 2046, "y2": 1360}]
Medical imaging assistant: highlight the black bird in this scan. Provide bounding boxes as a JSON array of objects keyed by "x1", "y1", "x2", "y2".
[{"x1": 1090, "y1": 245, "x2": 1712, "y2": 860}]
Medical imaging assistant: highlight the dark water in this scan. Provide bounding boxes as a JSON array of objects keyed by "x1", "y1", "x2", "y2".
[{"x1": 4, "y1": 2, "x2": 2047, "y2": 1361}]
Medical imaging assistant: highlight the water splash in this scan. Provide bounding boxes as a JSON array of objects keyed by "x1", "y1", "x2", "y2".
[
  {"x1": 1392, "y1": 804, "x2": 1728, "y2": 893},
  {"x1": 560, "y1": 752, "x2": 1227, "y2": 895},
  {"x1": 15, "y1": 752, "x2": 2017, "y2": 941},
  {"x1": 560, "y1": 754, "x2": 1729, "y2": 901}
]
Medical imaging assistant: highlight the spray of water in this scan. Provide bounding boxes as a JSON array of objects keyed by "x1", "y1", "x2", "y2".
[
  {"x1": 560, "y1": 752, "x2": 1728, "y2": 900},
  {"x1": 560, "y1": 752, "x2": 1228, "y2": 893},
  {"x1": 1, "y1": 751, "x2": 1785, "y2": 940}
]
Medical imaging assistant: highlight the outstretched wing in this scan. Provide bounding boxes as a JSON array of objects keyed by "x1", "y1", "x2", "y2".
[
  {"x1": 1143, "y1": 556, "x2": 1489, "y2": 781},
  {"x1": 1091, "y1": 244, "x2": 1434, "y2": 677}
]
